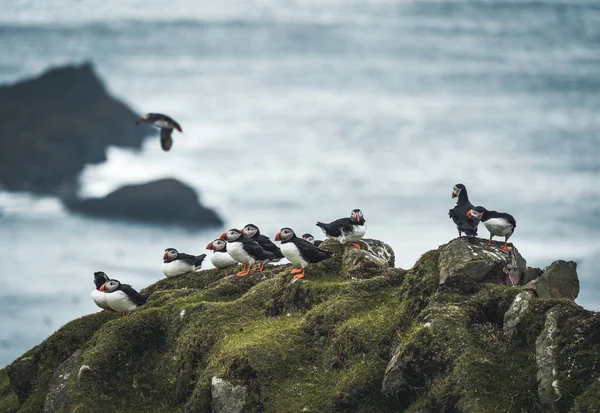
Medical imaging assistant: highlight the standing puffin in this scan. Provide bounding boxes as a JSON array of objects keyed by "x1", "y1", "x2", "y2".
[
  {"x1": 242, "y1": 224, "x2": 284, "y2": 269},
  {"x1": 275, "y1": 228, "x2": 333, "y2": 282},
  {"x1": 302, "y1": 234, "x2": 323, "y2": 247},
  {"x1": 448, "y1": 183, "x2": 479, "y2": 237},
  {"x1": 220, "y1": 229, "x2": 275, "y2": 276},
  {"x1": 316, "y1": 209, "x2": 366, "y2": 248},
  {"x1": 162, "y1": 248, "x2": 207, "y2": 278},
  {"x1": 100, "y1": 279, "x2": 149, "y2": 318},
  {"x1": 467, "y1": 206, "x2": 516, "y2": 251},
  {"x1": 90, "y1": 271, "x2": 111, "y2": 311},
  {"x1": 136, "y1": 113, "x2": 182, "y2": 151},
  {"x1": 206, "y1": 239, "x2": 239, "y2": 270}
]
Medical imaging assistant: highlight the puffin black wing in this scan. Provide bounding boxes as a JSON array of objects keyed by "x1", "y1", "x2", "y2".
[
  {"x1": 294, "y1": 238, "x2": 333, "y2": 263},
  {"x1": 316, "y1": 217, "x2": 354, "y2": 237},
  {"x1": 241, "y1": 238, "x2": 275, "y2": 260},
  {"x1": 160, "y1": 128, "x2": 173, "y2": 151},
  {"x1": 195, "y1": 254, "x2": 207, "y2": 266},
  {"x1": 177, "y1": 252, "x2": 200, "y2": 266},
  {"x1": 255, "y1": 234, "x2": 284, "y2": 259},
  {"x1": 120, "y1": 284, "x2": 149, "y2": 306}
]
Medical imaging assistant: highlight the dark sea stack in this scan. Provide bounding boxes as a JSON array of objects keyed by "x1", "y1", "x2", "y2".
[
  {"x1": 0, "y1": 62, "x2": 153, "y2": 197},
  {"x1": 65, "y1": 178, "x2": 223, "y2": 228}
]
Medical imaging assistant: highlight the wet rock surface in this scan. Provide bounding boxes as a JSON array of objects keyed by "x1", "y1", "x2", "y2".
[{"x1": 525, "y1": 260, "x2": 579, "y2": 299}]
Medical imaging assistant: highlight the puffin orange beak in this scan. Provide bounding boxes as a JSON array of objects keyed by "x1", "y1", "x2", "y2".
[
  {"x1": 99, "y1": 283, "x2": 106, "y2": 292},
  {"x1": 206, "y1": 242, "x2": 214, "y2": 250},
  {"x1": 354, "y1": 212, "x2": 361, "y2": 221},
  {"x1": 466, "y1": 210, "x2": 472, "y2": 218},
  {"x1": 219, "y1": 232, "x2": 227, "y2": 241},
  {"x1": 452, "y1": 191, "x2": 457, "y2": 198},
  {"x1": 163, "y1": 252, "x2": 168, "y2": 260},
  {"x1": 275, "y1": 232, "x2": 281, "y2": 241}
]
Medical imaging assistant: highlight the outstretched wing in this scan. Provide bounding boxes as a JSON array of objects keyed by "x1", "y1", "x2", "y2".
[{"x1": 160, "y1": 128, "x2": 173, "y2": 151}]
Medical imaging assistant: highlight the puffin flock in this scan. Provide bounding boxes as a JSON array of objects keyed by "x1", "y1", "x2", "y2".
[{"x1": 91, "y1": 114, "x2": 517, "y2": 317}]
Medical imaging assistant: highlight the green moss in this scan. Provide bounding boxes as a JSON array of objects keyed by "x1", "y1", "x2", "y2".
[{"x1": 0, "y1": 369, "x2": 19, "y2": 413}]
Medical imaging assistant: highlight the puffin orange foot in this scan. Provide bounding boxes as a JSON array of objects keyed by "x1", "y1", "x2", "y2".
[
  {"x1": 291, "y1": 268, "x2": 303, "y2": 274},
  {"x1": 236, "y1": 264, "x2": 249, "y2": 276},
  {"x1": 258, "y1": 263, "x2": 265, "y2": 271},
  {"x1": 347, "y1": 242, "x2": 361, "y2": 249},
  {"x1": 486, "y1": 241, "x2": 493, "y2": 246},
  {"x1": 292, "y1": 269, "x2": 305, "y2": 282},
  {"x1": 500, "y1": 245, "x2": 510, "y2": 252}
]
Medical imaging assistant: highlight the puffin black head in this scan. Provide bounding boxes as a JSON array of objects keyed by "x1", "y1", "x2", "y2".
[
  {"x1": 99, "y1": 279, "x2": 121, "y2": 293},
  {"x1": 466, "y1": 206, "x2": 486, "y2": 220},
  {"x1": 242, "y1": 224, "x2": 260, "y2": 238},
  {"x1": 163, "y1": 248, "x2": 178, "y2": 263},
  {"x1": 351, "y1": 209, "x2": 365, "y2": 224},
  {"x1": 206, "y1": 239, "x2": 227, "y2": 252},
  {"x1": 220, "y1": 229, "x2": 243, "y2": 242},
  {"x1": 93, "y1": 272, "x2": 110, "y2": 290},
  {"x1": 452, "y1": 184, "x2": 467, "y2": 199},
  {"x1": 275, "y1": 228, "x2": 296, "y2": 242},
  {"x1": 302, "y1": 234, "x2": 315, "y2": 244}
]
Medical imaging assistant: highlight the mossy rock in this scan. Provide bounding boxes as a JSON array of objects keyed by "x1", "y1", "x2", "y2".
[{"x1": 0, "y1": 239, "x2": 598, "y2": 413}]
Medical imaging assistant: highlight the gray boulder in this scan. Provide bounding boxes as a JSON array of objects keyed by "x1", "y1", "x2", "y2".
[
  {"x1": 525, "y1": 260, "x2": 579, "y2": 299},
  {"x1": 522, "y1": 267, "x2": 543, "y2": 285},
  {"x1": 211, "y1": 376, "x2": 247, "y2": 413},
  {"x1": 65, "y1": 178, "x2": 223, "y2": 228},
  {"x1": 43, "y1": 350, "x2": 82, "y2": 413},
  {"x1": 439, "y1": 237, "x2": 526, "y2": 286},
  {"x1": 504, "y1": 290, "x2": 536, "y2": 338},
  {"x1": 315, "y1": 238, "x2": 395, "y2": 279}
]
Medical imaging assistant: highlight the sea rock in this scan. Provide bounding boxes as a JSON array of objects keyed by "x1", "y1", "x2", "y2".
[
  {"x1": 504, "y1": 290, "x2": 535, "y2": 338},
  {"x1": 522, "y1": 266, "x2": 543, "y2": 285},
  {"x1": 43, "y1": 350, "x2": 82, "y2": 413},
  {"x1": 0, "y1": 63, "x2": 152, "y2": 197},
  {"x1": 438, "y1": 237, "x2": 526, "y2": 287},
  {"x1": 525, "y1": 260, "x2": 579, "y2": 299},
  {"x1": 6, "y1": 355, "x2": 37, "y2": 404},
  {"x1": 536, "y1": 306, "x2": 562, "y2": 413},
  {"x1": 65, "y1": 178, "x2": 223, "y2": 228},
  {"x1": 211, "y1": 377, "x2": 247, "y2": 413}
]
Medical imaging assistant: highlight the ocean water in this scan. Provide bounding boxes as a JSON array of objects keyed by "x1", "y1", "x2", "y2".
[{"x1": 0, "y1": 0, "x2": 599, "y2": 367}]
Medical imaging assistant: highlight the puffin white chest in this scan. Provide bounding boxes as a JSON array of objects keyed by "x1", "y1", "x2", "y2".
[
  {"x1": 162, "y1": 260, "x2": 193, "y2": 278},
  {"x1": 227, "y1": 242, "x2": 255, "y2": 265},
  {"x1": 280, "y1": 242, "x2": 309, "y2": 268},
  {"x1": 154, "y1": 119, "x2": 172, "y2": 128},
  {"x1": 105, "y1": 290, "x2": 138, "y2": 312},
  {"x1": 90, "y1": 289, "x2": 110, "y2": 310},
  {"x1": 343, "y1": 223, "x2": 367, "y2": 243},
  {"x1": 483, "y1": 218, "x2": 513, "y2": 237},
  {"x1": 211, "y1": 251, "x2": 238, "y2": 269}
]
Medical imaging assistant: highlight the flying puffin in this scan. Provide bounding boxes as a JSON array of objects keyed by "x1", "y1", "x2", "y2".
[
  {"x1": 206, "y1": 239, "x2": 239, "y2": 270},
  {"x1": 448, "y1": 183, "x2": 479, "y2": 237},
  {"x1": 90, "y1": 271, "x2": 111, "y2": 311},
  {"x1": 242, "y1": 224, "x2": 284, "y2": 269},
  {"x1": 302, "y1": 233, "x2": 323, "y2": 247},
  {"x1": 220, "y1": 229, "x2": 275, "y2": 276},
  {"x1": 466, "y1": 206, "x2": 517, "y2": 251},
  {"x1": 275, "y1": 228, "x2": 333, "y2": 282},
  {"x1": 162, "y1": 248, "x2": 207, "y2": 278},
  {"x1": 136, "y1": 113, "x2": 182, "y2": 151},
  {"x1": 316, "y1": 209, "x2": 366, "y2": 248},
  {"x1": 100, "y1": 279, "x2": 149, "y2": 318}
]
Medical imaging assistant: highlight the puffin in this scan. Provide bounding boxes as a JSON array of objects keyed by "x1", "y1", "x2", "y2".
[
  {"x1": 162, "y1": 248, "x2": 207, "y2": 278},
  {"x1": 241, "y1": 223, "x2": 284, "y2": 269},
  {"x1": 316, "y1": 209, "x2": 366, "y2": 248},
  {"x1": 100, "y1": 279, "x2": 149, "y2": 318},
  {"x1": 466, "y1": 206, "x2": 517, "y2": 251},
  {"x1": 220, "y1": 229, "x2": 275, "y2": 276},
  {"x1": 136, "y1": 113, "x2": 182, "y2": 151},
  {"x1": 302, "y1": 233, "x2": 323, "y2": 247},
  {"x1": 448, "y1": 183, "x2": 478, "y2": 237},
  {"x1": 90, "y1": 271, "x2": 111, "y2": 311},
  {"x1": 275, "y1": 228, "x2": 333, "y2": 282},
  {"x1": 206, "y1": 239, "x2": 239, "y2": 270}
]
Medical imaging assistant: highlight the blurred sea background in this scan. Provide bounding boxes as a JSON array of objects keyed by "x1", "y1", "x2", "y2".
[{"x1": 0, "y1": 0, "x2": 598, "y2": 367}]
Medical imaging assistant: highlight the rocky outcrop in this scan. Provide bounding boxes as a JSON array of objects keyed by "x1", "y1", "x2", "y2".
[
  {"x1": 526, "y1": 260, "x2": 579, "y2": 299},
  {"x1": 65, "y1": 178, "x2": 223, "y2": 228},
  {"x1": 0, "y1": 238, "x2": 597, "y2": 413},
  {"x1": 211, "y1": 377, "x2": 247, "y2": 413},
  {"x1": 438, "y1": 237, "x2": 526, "y2": 287},
  {"x1": 0, "y1": 63, "x2": 152, "y2": 197},
  {"x1": 43, "y1": 350, "x2": 82, "y2": 413}
]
